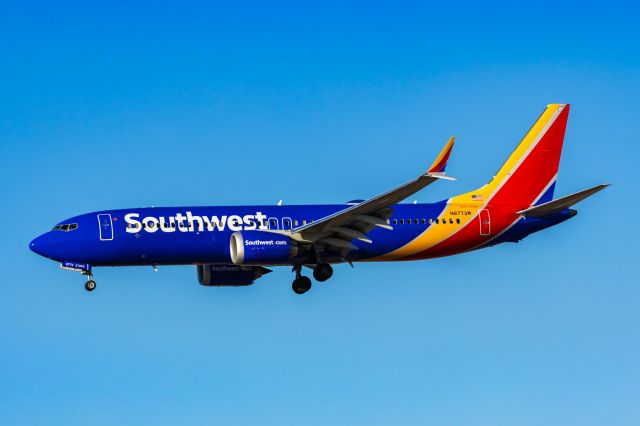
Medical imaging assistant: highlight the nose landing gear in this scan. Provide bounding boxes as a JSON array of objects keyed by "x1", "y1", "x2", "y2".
[
  {"x1": 81, "y1": 270, "x2": 96, "y2": 292},
  {"x1": 84, "y1": 279, "x2": 96, "y2": 292}
]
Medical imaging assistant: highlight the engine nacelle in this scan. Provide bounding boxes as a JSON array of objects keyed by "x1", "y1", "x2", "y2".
[
  {"x1": 197, "y1": 264, "x2": 272, "y2": 286},
  {"x1": 230, "y1": 231, "x2": 297, "y2": 265}
]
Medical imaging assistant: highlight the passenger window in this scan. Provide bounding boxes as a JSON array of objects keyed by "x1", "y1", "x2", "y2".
[
  {"x1": 456, "y1": 218, "x2": 460, "y2": 224},
  {"x1": 294, "y1": 220, "x2": 299, "y2": 227},
  {"x1": 449, "y1": 218, "x2": 453, "y2": 224},
  {"x1": 393, "y1": 219, "x2": 398, "y2": 225},
  {"x1": 400, "y1": 219, "x2": 404, "y2": 224},
  {"x1": 303, "y1": 220, "x2": 307, "y2": 225},
  {"x1": 435, "y1": 219, "x2": 439, "y2": 224},
  {"x1": 414, "y1": 219, "x2": 419, "y2": 224},
  {"x1": 421, "y1": 219, "x2": 426, "y2": 224}
]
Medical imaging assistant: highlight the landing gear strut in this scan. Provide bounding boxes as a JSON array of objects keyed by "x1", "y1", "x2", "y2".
[
  {"x1": 313, "y1": 263, "x2": 333, "y2": 282},
  {"x1": 291, "y1": 265, "x2": 311, "y2": 294}
]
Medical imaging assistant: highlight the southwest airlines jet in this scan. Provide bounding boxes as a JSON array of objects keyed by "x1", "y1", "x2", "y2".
[{"x1": 30, "y1": 104, "x2": 608, "y2": 294}]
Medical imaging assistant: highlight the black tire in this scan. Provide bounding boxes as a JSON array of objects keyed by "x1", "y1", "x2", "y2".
[
  {"x1": 292, "y1": 276, "x2": 312, "y2": 294},
  {"x1": 313, "y1": 263, "x2": 333, "y2": 282},
  {"x1": 85, "y1": 280, "x2": 96, "y2": 292}
]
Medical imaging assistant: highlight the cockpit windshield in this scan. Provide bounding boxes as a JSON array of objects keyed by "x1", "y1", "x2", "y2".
[{"x1": 51, "y1": 223, "x2": 78, "y2": 232}]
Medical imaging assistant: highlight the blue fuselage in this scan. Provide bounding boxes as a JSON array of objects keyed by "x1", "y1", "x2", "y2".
[{"x1": 29, "y1": 201, "x2": 573, "y2": 268}]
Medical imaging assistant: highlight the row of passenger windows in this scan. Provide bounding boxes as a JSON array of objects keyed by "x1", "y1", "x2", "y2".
[
  {"x1": 51, "y1": 223, "x2": 78, "y2": 232},
  {"x1": 393, "y1": 218, "x2": 461, "y2": 225}
]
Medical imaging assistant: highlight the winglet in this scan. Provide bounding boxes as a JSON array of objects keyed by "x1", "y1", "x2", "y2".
[{"x1": 427, "y1": 136, "x2": 455, "y2": 173}]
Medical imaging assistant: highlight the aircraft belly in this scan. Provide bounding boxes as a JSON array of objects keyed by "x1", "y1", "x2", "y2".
[{"x1": 89, "y1": 231, "x2": 232, "y2": 266}]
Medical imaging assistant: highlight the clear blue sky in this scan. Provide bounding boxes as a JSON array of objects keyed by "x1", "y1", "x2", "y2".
[{"x1": 1, "y1": 1, "x2": 638, "y2": 425}]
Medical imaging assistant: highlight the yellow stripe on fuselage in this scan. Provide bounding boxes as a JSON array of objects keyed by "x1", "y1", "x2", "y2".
[{"x1": 371, "y1": 201, "x2": 481, "y2": 261}]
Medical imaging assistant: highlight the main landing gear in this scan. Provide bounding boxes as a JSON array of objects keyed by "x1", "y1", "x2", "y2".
[
  {"x1": 291, "y1": 263, "x2": 334, "y2": 294},
  {"x1": 292, "y1": 265, "x2": 312, "y2": 294},
  {"x1": 313, "y1": 263, "x2": 333, "y2": 282}
]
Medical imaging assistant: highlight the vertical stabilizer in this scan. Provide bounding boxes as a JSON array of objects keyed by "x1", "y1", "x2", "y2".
[{"x1": 463, "y1": 104, "x2": 570, "y2": 209}]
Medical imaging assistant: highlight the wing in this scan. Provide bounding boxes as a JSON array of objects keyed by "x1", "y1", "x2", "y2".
[{"x1": 290, "y1": 137, "x2": 456, "y2": 253}]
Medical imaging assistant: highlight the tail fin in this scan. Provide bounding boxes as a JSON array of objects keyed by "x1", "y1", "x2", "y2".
[{"x1": 465, "y1": 104, "x2": 570, "y2": 209}]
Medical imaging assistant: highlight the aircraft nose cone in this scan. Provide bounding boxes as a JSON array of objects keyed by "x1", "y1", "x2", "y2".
[{"x1": 29, "y1": 234, "x2": 50, "y2": 257}]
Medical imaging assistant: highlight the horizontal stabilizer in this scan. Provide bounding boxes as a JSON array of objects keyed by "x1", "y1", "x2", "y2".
[{"x1": 517, "y1": 184, "x2": 610, "y2": 217}]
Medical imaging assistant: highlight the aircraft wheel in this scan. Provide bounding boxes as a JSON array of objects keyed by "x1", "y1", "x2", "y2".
[
  {"x1": 85, "y1": 280, "x2": 96, "y2": 292},
  {"x1": 313, "y1": 263, "x2": 333, "y2": 282},
  {"x1": 292, "y1": 276, "x2": 312, "y2": 294}
]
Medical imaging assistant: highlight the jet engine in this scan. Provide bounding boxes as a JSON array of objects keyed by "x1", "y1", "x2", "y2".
[
  {"x1": 197, "y1": 264, "x2": 272, "y2": 286},
  {"x1": 230, "y1": 231, "x2": 298, "y2": 265}
]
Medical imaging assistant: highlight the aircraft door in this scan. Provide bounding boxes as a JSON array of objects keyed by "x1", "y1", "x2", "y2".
[
  {"x1": 97, "y1": 214, "x2": 114, "y2": 241},
  {"x1": 479, "y1": 209, "x2": 490, "y2": 236},
  {"x1": 282, "y1": 217, "x2": 292, "y2": 230}
]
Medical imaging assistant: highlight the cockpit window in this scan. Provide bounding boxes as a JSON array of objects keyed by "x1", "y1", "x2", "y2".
[{"x1": 51, "y1": 223, "x2": 78, "y2": 232}]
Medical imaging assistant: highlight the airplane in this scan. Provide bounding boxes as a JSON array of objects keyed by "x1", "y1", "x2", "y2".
[{"x1": 29, "y1": 104, "x2": 609, "y2": 294}]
